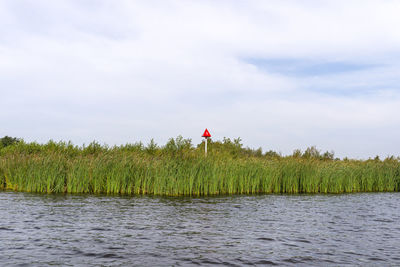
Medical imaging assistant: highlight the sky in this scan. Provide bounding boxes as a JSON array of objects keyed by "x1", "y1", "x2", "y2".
[{"x1": 1, "y1": 0, "x2": 400, "y2": 159}]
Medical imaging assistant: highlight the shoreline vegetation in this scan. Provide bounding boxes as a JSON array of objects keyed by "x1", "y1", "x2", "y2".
[{"x1": 1, "y1": 136, "x2": 399, "y2": 196}]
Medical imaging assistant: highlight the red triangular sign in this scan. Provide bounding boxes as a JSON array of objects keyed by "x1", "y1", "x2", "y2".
[{"x1": 202, "y1": 128, "x2": 211, "y2": 138}]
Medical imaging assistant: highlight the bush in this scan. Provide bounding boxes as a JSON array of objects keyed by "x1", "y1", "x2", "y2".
[{"x1": 0, "y1": 136, "x2": 21, "y2": 149}]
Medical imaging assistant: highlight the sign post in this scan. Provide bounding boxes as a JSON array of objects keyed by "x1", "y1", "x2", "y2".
[{"x1": 202, "y1": 128, "x2": 211, "y2": 156}]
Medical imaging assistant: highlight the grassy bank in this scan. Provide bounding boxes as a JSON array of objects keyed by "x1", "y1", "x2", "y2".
[{"x1": 1, "y1": 137, "x2": 399, "y2": 195}]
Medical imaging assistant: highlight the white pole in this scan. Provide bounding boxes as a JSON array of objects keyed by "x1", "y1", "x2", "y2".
[{"x1": 205, "y1": 137, "x2": 207, "y2": 156}]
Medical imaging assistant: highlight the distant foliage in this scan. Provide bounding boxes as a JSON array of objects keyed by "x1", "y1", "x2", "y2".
[
  {"x1": 164, "y1": 135, "x2": 193, "y2": 154},
  {"x1": 292, "y1": 146, "x2": 335, "y2": 161},
  {"x1": 0, "y1": 136, "x2": 21, "y2": 149},
  {"x1": 145, "y1": 139, "x2": 158, "y2": 155}
]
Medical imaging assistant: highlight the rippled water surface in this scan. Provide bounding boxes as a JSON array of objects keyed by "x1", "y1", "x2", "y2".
[{"x1": 1, "y1": 192, "x2": 400, "y2": 266}]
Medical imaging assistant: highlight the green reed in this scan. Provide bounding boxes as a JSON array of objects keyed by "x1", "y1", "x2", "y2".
[{"x1": 0, "y1": 138, "x2": 399, "y2": 195}]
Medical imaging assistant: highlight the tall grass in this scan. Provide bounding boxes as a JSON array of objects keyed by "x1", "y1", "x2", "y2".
[{"x1": 0, "y1": 137, "x2": 399, "y2": 195}]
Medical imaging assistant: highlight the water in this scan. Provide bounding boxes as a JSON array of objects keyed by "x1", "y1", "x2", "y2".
[{"x1": 1, "y1": 192, "x2": 399, "y2": 266}]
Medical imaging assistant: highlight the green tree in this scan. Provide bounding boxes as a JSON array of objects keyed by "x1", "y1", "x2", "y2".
[{"x1": 0, "y1": 136, "x2": 21, "y2": 149}]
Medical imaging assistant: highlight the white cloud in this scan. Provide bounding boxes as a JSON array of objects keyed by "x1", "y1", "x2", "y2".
[{"x1": 1, "y1": 0, "x2": 400, "y2": 158}]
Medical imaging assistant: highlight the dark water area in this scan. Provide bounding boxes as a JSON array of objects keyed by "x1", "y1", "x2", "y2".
[{"x1": 1, "y1": 192, "x2": 399, "y2": 266}]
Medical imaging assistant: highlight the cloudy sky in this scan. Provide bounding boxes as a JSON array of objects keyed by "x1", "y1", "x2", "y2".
[{"x1": 1, "y1": 0, "x2": 400, "y2": 158}]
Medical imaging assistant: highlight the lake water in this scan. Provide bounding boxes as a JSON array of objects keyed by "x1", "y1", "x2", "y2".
[{"x1": 1, "y1": 191, "x2": 399, "y2": 266}]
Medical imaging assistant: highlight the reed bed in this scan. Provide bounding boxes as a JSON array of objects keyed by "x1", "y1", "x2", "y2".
[{"x1": 0, "y1": 138, "x2": 399, "y2": 195}]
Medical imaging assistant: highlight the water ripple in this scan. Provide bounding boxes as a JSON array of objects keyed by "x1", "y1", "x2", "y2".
[{"x1": 0, "y1": 192, "x2": 400, "y2": 266}]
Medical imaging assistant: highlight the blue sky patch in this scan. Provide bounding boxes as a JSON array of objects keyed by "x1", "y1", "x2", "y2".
[{"x1": 246, "y1": 58, "x2": 377, "y2": 76}]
